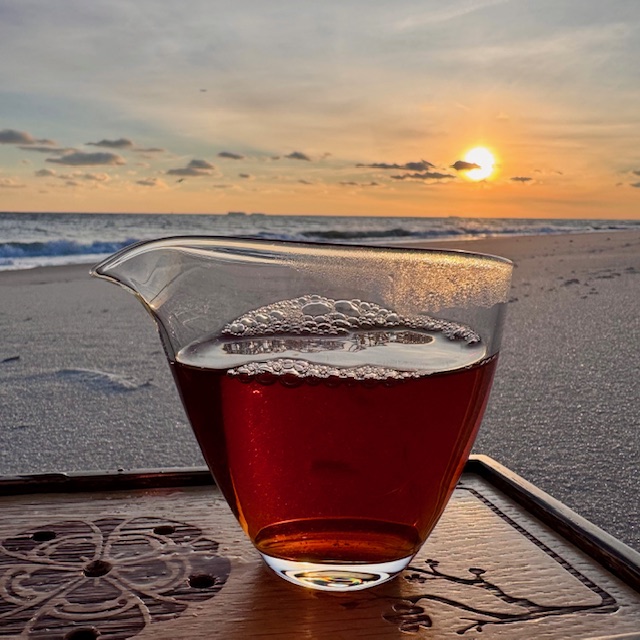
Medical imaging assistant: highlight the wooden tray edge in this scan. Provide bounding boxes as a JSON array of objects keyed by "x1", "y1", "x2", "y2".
[
  {"x1": 467, "y1": 454, "x2": 640, "y2": 593},
  {"x1": 0, "y1": 466, "x2": 214, "y2": 494}
]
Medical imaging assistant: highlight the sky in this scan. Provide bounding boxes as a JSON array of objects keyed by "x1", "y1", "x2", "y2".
[{"x1": 1, "y1": 0, "x2": 639, "y2": 218}]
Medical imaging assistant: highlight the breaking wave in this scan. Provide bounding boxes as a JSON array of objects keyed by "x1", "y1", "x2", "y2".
[
  {"x1": 0, "y1": 238, "x2": 137, "y2": 261},
  {"x1": 1, "y1": 211, "x2": 639, "y2": 271}
]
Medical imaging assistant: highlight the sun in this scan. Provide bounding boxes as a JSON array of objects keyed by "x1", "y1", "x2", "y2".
[{"x1": 464, "y1": 147, "x2": 496, "y2": 181}]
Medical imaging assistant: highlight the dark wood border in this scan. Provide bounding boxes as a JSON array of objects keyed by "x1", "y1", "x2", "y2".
[
  {"x1": 1, "y1": 455, "x2": 638, "y2": 592},
  {"x1": 467, "y1": 455, "x2": 640, "y2": 593},
  {"x1": 0, "y1": 466, "x2": 214, "y2": 494}
]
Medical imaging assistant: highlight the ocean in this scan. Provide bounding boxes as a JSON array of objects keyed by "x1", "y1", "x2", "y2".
[{"x1": 1, "y1": 211, "x2": 639, "y2": 271}]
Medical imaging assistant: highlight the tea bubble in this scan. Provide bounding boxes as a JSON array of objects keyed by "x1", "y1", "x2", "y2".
[
  {"x1": 302, "y1": 302, "x2": 333, "y2": 316},
  {"x1": 222, "y1": 295, "x2": 480, "y2": 344}
]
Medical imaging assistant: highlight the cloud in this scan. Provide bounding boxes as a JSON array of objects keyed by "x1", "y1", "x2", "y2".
[
  {"x1": 532, "y1": 169, "x2": 563, "y2": 176},
  {"x1": 35, "y1": 168, "x2": 56, "y2": 177},
  {"x1": 285, "y1": 151, "x2": 311, "y2": 161},
  {"x1": 167, "y1": 158, "x2": 216, "y2": 176},
  {"x1": 47, "y1": 171, "x2": 110, "y2": 185},
  {"x1": 0, "y1": 178, "x2": 26, "y2": 188},
  {"x1": 82, "y1": 172, "x2": 110, "y2": 182},
  {"x1": 134, "y1": 147, "x2": 166, "y2": 153},
  {"x1": 238, "y1": 173, "x2": 253, "y2": 179},
  {"x1": 396, "y1": 0, "x2": 509, "y2": 30},
  {"x1": 356, "y1": 160, "x2": 434, "y2": 171},
  {"x1": 19, "y1": 145, "x2": 74, "y2": 154},
  {"x1": 621, "y1": 170, "x2": 640, "y2": 188},
  {"x1": 510, "y1": 176, "x2": 533, "y2": 183},
  {"x1": 218, "y1": 151, "x2": 245, "y2": 159},
  {"x1": 339, "y1": 181, "x2": 380, "y2": 187},
  {"x1": 298, "y1": 179, "x2": 313, "y2": 185},
  {"x1": 0, "y1": 128, "x2": 54, "y2": 145},
  {"x1": 391, "y1": 171, "x2": 454, "y2": 181},
  {"x1": 451, "y1": 160, "x2": 481, "y2": 171},
  {"x1": 46, "y1": 151, "x2": 126, "y2": 166},
  {"x1": 137, "y1": 177, "x2": 168, "y2": 188},
  {"x1": 0, "y1": 129, "x2": 34, "y2": 144},
  {"x1": 87, "y1": 138, "x2": 134, "y2": 149}
]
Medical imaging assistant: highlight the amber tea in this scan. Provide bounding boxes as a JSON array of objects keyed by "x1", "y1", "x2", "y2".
[{"x1": 171, "y1": 295, "x2": 497, "y2": 588}]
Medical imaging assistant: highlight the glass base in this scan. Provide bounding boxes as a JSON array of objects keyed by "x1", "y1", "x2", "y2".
[{"x1": 260, "y1": 553, "x2": 412, "y2": 591}]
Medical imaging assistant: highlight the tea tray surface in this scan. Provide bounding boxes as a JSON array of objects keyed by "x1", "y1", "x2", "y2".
[{"x1": 0, "y1": 456, "x2": 639, "y2": 639}]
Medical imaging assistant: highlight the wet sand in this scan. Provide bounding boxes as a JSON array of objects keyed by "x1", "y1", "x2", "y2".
[{"x1": 1, "y1": 230, "x2": 639, "y2": 550}]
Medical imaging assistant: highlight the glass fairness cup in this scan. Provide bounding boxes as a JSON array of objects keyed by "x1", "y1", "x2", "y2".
[{"x1": 92, "y1": 237, "x2": 512, "y2": 592}]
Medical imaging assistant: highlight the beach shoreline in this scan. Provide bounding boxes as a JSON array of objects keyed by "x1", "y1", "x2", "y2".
[
  {"x1": 1, "y1": 229, "x2": 639, "y2": 550},
  {"x1": 1, "y1": 227, "x2": 636, "y2": 277}
]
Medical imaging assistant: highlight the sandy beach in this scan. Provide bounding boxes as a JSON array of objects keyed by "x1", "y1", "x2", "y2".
[{"x1": 1, "y1": 230, "x2": 638, "y2": 551}]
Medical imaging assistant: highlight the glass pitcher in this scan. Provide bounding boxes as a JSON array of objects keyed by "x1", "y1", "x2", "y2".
[{"x1": 92, "y1": 237, "x2": 512, "y2": 591}]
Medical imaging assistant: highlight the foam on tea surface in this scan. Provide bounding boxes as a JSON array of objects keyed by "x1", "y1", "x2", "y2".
[
  {"x1": 223, "y1": 295, "x2": 480, "y2": 342},
  {"x1": 176, "y1": 295, "x2": 486, "y2": 380}
]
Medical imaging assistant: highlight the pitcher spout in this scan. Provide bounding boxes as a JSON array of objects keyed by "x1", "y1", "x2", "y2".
[
  {"x1": 91, "y1": 237, "x2": 192, "y2": 358},
  {"x1": 91, "y1": 238, "x2": 173, "y2": 305},
  {"x1": 90, "y1": 236, "x2": 309, "y2": 360}
]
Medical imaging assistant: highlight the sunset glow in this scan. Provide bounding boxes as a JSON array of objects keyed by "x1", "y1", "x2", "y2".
[
  {"x1": 0, "y1": 2, "x2": 639, "y2": 219},
  {"x1": 463, "y1": 147, "x2": 496, "y2": 182}
]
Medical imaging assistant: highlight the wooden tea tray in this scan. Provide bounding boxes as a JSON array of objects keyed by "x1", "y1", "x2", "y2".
[{"x1": 0, "y1": 455, "x2": 638, "y2": 639}]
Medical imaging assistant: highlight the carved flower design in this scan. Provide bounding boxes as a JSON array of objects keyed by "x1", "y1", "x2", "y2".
[{"x1": 0, "y1": 517, "x2": 231, "y2": 639}]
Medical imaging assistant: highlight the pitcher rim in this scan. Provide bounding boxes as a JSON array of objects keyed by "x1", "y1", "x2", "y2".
[{"x1": 91, "y1": 234, "x2": 513, "y2": 278}]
